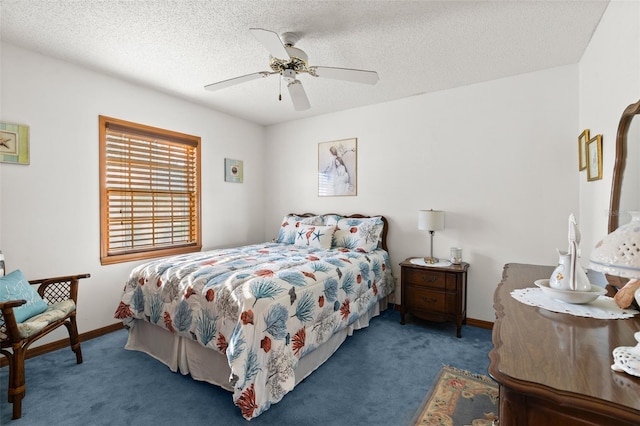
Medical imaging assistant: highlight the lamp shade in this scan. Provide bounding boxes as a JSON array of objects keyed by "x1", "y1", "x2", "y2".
[
  {"x1": 418, "y1": 210, "x2": 445, "y2": 232},
  {"x1": 590, "y1": 211, "x2": 640, "y2": 279}
]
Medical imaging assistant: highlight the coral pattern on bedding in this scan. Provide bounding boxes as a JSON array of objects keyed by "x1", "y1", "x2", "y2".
[
  {"x1": 333, "y1": 216, "x2": 384, "y2": 252},
  {"x1": 114, "y1": 242, "x2": 394, "y2": 420}
]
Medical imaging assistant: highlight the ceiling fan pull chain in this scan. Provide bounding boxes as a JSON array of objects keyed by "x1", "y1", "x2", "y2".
[{"x1": 279, "y1": 76, "x2": 282, "y2": 101}]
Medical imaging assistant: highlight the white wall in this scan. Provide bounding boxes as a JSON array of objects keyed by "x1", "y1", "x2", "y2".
[
  {"x1": 4, "y1": 1, "x2": 637, "y2": 337},
  {"x1": 264, "y1": 65, "x2": 579, "y2": 322},
  {"x1": 0, "y1": 43, "x2": 266, "y2": 342},
  {"x1": 579, "y1": 0, "x2": 640, "y2": 259}
]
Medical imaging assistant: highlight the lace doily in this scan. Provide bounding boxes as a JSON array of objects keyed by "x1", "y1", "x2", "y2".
[
  {"x1": 511, "y1": 287, "x2": 638, "y2": 319},
  {"x1": 410, "y1": 258, "x2": 452, "y2": 267}
]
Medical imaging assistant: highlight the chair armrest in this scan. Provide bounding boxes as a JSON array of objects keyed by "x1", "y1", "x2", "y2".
[
  {"x1": 0, "y1": 299, "x2": 27, "y2": 343},
  {"x1": 0, "y1": 300, "x2": 27, "y2": 310},
  {"x1": 31, "y1": 273, "x2": 90, "y2": 305}
]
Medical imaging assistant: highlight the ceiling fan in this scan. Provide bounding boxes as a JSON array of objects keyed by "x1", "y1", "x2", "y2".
[{"x1": 204, "y1": 28, "x2": 379, "y2": 111}]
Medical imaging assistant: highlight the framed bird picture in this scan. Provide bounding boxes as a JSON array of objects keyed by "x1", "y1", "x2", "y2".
[{"x1": 318, "y1": 138, "x2": 357, "y2": 196}]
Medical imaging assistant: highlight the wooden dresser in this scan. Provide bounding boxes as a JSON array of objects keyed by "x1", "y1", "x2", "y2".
[{"x1": 489, "y1": 263, "x2": 640, "y2": 426}]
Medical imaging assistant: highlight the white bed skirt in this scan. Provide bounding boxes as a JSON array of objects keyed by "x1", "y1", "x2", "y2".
[{"x1": 125, "y1": 297, "x2": 390, "y2": 392}]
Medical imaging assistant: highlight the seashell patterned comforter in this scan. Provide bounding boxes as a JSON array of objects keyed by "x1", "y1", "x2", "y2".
[{"x1": 115, "y1": 241, "x2": 394, "y2": 419}]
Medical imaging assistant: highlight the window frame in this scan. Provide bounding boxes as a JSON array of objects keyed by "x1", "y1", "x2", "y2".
[{"x1": 99, "y1": 115, "x2": 202, "y2": 265}]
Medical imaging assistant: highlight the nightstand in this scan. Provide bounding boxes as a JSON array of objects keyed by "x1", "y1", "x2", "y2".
[{"x1": 399, "y1": 257, "x2": 469, "y2": 337}]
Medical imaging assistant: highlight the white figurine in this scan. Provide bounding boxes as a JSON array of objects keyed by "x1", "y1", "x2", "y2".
[{"x1": 549, "y1": 214, "x2": 590, "y2": 291}]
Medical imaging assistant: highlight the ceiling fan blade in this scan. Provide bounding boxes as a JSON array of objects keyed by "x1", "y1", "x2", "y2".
[
  {"x1": 310, "y1": 66, "x2": 379, "y2": 85},
  {"x1": 249, "y1": 28, "x2": 290, "y2": 60},
  {"x1": 287, "y1": 80, "x2": 310, "y2": 111},
  {"x1": 204, "y1": 71, "x2": 271, "y2": 91}
]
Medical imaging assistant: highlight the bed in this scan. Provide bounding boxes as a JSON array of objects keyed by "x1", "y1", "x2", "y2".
[{"x1": 114, "y1": 213, "x2": 395, "y2": 420}]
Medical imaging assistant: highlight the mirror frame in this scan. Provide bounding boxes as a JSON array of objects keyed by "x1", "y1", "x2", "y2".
[{"x1": 609, "y1": 98, "x2": 640, "y2": 233}]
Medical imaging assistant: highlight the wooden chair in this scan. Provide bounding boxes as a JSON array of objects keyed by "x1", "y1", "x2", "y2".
[{"x1": 0, "y1": 273, "x2": 90, "y2": 419}]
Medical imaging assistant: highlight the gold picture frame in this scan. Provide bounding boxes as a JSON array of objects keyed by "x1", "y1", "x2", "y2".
[
  {"x1": 318, "y1": 138, "x2": 357, "y2": 196},
  {"x1": 586, "y1": 134, "x2": 603, "y2": 181},
  {"x1": 224, "y1": 158, "x2": 243, "y2": 183},
  {"x1": 578, "y1": 129, "x2": 589, "y2": 171},
  {"x1": 0, "y1": 122, "x2": 29, "y2": 165}
]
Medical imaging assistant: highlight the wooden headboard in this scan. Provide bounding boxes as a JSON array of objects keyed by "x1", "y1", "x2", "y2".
[{"x1": 290, "y1": 213, "x2": 389, "y2": 252}]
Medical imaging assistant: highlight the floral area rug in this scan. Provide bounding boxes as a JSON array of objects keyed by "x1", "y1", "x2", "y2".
[{"x1": 414, "y1": 365, "x2": 499, "y2": 426}]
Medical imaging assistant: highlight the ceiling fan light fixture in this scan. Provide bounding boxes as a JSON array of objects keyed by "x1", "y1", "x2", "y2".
[
  {"x1": 282, "y1": 69, "x2": 297, "y2": 83},
  {"x1": 269, "y1": 46, "x2": 308, "y2": 73}
]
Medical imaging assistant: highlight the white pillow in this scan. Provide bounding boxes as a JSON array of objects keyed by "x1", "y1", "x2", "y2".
[{"x1": 294, "y1": 225, "x2": 336, "y2": 249}]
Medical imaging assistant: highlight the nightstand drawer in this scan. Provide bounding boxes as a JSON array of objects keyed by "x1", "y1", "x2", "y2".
[
  {"x1": 402, "y1": 268, "x2": 455, "y2": 290},
  {"x1": 405, "y1": 286, "x2": 454, "y2": 314}
]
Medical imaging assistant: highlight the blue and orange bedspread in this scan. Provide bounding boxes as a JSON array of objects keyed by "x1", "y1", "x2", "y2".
[{"x1": 115, "y1": 242, "x2": 394, "y2": 419}]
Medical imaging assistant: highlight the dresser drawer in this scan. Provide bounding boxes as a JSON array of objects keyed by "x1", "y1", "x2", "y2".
[
  {"x1": 402, "y1": 267, "x2": 456, "y2": 291},
  {"x1": 404, "y1": 285, "x2": 455, "y2": 315}
]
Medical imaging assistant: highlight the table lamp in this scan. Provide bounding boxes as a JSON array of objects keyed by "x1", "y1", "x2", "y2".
[{"x1": 418, "y1": 209, "x2": 445, "y2": 264}]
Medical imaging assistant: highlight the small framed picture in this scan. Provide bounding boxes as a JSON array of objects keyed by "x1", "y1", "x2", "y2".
[
  {"x1": 318, "y1": 138, "x2": 357, "y2": 196},
  {"x1": 224, "y1": 158, "x2": 243, "y2": 183},
  {"x1": 0, "y1": 122, "x2": 29, "y2": 165},
  {"x1": 578, "y1": 129, "x2": 589, "y2": 171},
  {"x1": 586, "y1": 134, "x2": 602, "y2": 181}
]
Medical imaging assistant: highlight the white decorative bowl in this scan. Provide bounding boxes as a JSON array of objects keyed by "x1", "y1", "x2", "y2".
[
  {"x1": 534, "y1": 279, "x2": 606, "y2": 304},
  {"x1": 590, "y1": 211, "x2": 640, "y2": 279}
]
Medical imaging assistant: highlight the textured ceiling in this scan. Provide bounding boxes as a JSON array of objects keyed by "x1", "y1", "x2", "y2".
[{"x1": 1, "y1": 0, "x2": 609, "y2": 126}]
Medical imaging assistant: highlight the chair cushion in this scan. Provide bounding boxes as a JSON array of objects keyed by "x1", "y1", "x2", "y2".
[
  {"x1": 0, "y1": 269, "x2": 48, "y2": 322},
  {"x1": 17, "y1": 300, "x2": 76, "y2": 338}
]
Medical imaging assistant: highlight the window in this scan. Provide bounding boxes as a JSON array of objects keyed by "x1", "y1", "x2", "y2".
[{"x1": 99, "y1": 116, "x2": 201, "y2": 265}]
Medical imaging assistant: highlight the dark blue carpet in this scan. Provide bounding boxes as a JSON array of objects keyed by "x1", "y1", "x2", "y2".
[{"x1": 0, "y1": 309, "x2": 492, "y2": 425}]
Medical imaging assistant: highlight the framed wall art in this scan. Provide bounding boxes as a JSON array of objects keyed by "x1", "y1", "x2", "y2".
[
  {"x1": 578, "y1": 129, "x2": 589, "y2": 171},
  {"x1": 224, "y1": 158, "x2": 243, "y2": 183},
  {"x1": 318, "y1": 137, "x2": 357, "y2": 197},
  {"x1": 0, "y1": 122, "x2": 29, "y2": 165},
  {"x1": 586, "y1": 134, "x2": 603, "y2": 181}
]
